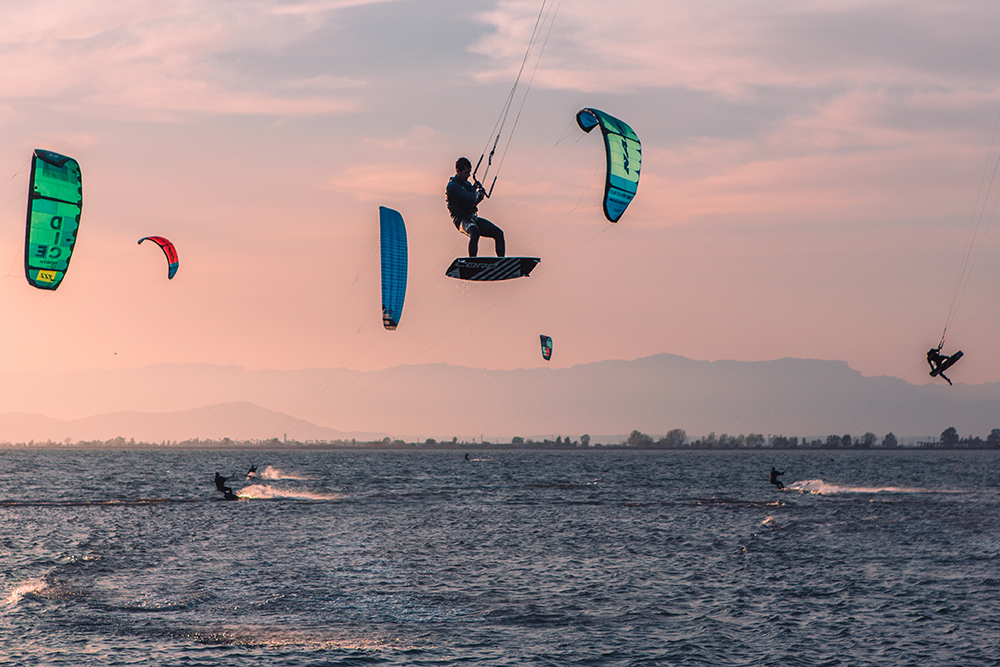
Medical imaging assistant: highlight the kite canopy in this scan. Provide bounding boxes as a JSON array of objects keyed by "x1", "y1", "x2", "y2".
[
  {"x1": 576, "y1": 108, "x2": 641, "y2": 223},
  {"x1": 24, "y1": 149, "x2": 82, "y2": 290},
  {"x1": 379, "y1": 206, "x2": 407, "y2": 330},
  {"x1": 138, "y1": 236, "x2": 179, "y2": 279},
  {"x1": 540, "y1": 334, "x2": 553, "y2": 361}
]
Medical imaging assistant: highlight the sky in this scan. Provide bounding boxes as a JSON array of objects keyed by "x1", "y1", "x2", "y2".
[{"x1": 2, "y1": 0, "x2": 1000, "y2": 390}]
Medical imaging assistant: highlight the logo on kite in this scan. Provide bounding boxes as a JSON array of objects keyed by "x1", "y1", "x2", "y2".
[
  {"x1": 576, "y1": 108, "x2": 641, "y2": 223},
  {"x1": 25, "y1": 149, "x2": 82, "y2": 290},
  {"x1": 540, "y1": 335, "x2": 553, "y2": 361},
  {"x1": 138, "y1": 236, "x2": 179, "y2": 279},
  {"x1": 379, "y1": 207, "x2": 408, "y2": 330}
]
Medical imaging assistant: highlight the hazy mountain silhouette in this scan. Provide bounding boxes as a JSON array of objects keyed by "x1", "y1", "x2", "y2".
[
  {"x1": 0, "y1": 402, "x2": 384, "y2": 444},
  {"x1": 0, "y1": 355, "x2": 998, "y2": 442}
]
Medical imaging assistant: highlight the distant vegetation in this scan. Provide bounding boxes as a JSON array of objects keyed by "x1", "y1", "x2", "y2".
[{"x1": 2, "y1": 427, "x2": 999, "y2": 450}]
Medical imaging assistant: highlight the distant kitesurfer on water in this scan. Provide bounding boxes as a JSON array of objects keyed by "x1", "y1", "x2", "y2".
[
  {"x1": 927, "y1": 347, "x2": 962, "y2": 386},
  {"x1": 465, "y1": 453, "x2": 470, "y2": 461},
  {"x1": 770, "y1": 467, "x2": 786, "y2": 490},
  {"x1": 446, "y1": 157, "x2": 505, "y2": 258},
  {"x1": 215, "y1": 472, "x2": 232, "y2": 495},
  {"x1": 247, "y1": 463, "x2": 258, "y2": 479}
]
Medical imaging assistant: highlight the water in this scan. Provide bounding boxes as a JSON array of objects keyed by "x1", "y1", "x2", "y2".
[{"x1": 1, "y1": 448, "x2": 998, "y2": 666}]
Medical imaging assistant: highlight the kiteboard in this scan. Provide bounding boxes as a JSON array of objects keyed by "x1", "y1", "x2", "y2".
[
  {"x1": 929, "y1": 350, "x2": 963, "y2": 377},
  {"x1": 445, "y1": 256, "x2": 540, "y2": 281}
]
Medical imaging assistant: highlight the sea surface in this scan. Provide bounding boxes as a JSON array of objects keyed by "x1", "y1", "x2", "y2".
[{"x1": 1, "y1": 448, "x2": 998, "y2": 666}]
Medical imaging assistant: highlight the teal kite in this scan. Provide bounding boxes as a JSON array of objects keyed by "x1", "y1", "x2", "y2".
[
  {"x1": 540, "y1": 334, "x2": 553, "y2": 361},
  {"x1": 25, "y1": 149, "x2": 82, "y2": 290},
  {"x1": 379, "y1": 206, "x2": 407, "y2": 330},
  {"x1": 576, "y1": 108, "x2": 641, "y2": 223}
]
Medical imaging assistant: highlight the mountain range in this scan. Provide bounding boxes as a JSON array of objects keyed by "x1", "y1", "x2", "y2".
[{"x1": 0, "y1": 355, "x2": 997, "y2": 443}]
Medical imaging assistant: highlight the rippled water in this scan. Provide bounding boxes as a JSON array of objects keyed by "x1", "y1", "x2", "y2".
[{"x1": 1, "y1": 448, "x2": 998, "y2": 666}]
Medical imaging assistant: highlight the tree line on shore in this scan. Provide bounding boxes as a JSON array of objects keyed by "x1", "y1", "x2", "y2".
[
  {"x1": 2, "y1": 426, "x2": 999, "y2": 449},
  {"x1": 623, "y1": 427, "x2": 1000, "y2": 449}
]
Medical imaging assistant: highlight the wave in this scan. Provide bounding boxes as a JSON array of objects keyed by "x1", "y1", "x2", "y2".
[
  {"x1": 236, "y1": 483, "x2": 344, "y2": 501},
  {"x1": 787, "y1": 479, "x2": 931, "y2": 495}
]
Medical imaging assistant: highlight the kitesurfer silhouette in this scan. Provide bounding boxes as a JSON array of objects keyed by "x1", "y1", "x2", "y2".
[
  {"x1": 770, "y1": 467, "x2": 786, "y2": 490},
  {"x1": 215, "y1": 472, "x2": 233, "y2": 495},
  {"x1": 927, "y1": 347, "x2": 961, "y2": 385},
  {"x1": 446, "y1": 157, "x2": 505, "y2": 258},
  {"x1": 247, "y1": 463, "x2": 258, "y2": 479}
]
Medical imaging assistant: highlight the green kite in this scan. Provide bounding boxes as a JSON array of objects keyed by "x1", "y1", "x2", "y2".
[{"x1": 25, "y1": 149, "x2": 82, "y2": 290}]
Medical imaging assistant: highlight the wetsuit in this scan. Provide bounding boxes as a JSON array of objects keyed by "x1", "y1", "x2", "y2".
[
  {"x1": 927, "y1": 349, "x2": 954, "y2": 385},
  {"x1": 215, "y1": 472, "x2": 232, "y2": 495},
  {"x1": 927, "y1": 348, "x2": 947, "y2": 370},
  {"x1": 770, "y1": 467, "x2": 786, "y2": 490},
  {"x1": 446, "y1": 176, "x2": 505, "y2": 257}
]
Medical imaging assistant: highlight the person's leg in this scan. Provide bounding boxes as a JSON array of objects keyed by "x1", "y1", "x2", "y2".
[
  {"x1": 461, "y1": 218, "x2": 481, "y2": 257},
  {"x1": 467, "y1": 228, "x2": 480, "y2": 257},
  {"x1": 474, "y1": 217, "x2": 505, "y2": 257}
]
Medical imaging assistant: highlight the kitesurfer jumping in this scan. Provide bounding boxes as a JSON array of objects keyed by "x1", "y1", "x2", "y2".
[
  {"x1": 927, "y1": 348, "x2": 958, "y2": 385},
  {"x1": 770, "y1": 467, "x2": 786, "y2": 490},
  {"x1": 446, "y1": 157, "x2": 505, "y2": 258}
]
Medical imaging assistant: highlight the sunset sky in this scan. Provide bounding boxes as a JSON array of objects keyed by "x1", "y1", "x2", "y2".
[{"x1": 2, "y1": 0, "x2": 1000, "y2": 388}]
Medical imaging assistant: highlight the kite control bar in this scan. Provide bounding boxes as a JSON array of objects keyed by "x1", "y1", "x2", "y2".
[{"x1": 474, "y1": 178, "x2": 497, "y2": 200}]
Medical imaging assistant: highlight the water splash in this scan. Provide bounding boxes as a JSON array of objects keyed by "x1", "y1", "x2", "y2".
[
  {"x1": 4, "y1": 578, "x2": 46, "y2": 606},
  {"x1": 788, "y1": 479, "x2": 928, "y2": 495},
  {"x1": 237, "y1": 484, "x2": 344, "y2": 501},
  {"x1": 258, "y1": 466, "x2": 310, "y2": 481}
]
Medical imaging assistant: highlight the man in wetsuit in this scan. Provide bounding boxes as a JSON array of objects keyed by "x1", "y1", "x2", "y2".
[
  {"x1": 770, "y1": 467, "x2": 786, "y2": 490},
  {"x1": 215, "y1": 472, "x2": 233, "y2": 496},
  {"x1": 446, "y1": 157, "x2": 505, "y2": 258}
]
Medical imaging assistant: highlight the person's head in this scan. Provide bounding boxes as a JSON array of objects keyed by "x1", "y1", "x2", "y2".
[{"x1": 455, "y1": 157, "x2": 472, "y2": 179}]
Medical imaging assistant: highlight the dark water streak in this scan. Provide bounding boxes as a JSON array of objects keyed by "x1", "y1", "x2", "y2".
[{"x1": 1, "y1": 449, "x2": 998, "y2": 666}]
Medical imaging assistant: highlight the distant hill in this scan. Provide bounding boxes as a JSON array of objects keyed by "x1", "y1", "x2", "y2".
[
  {"x1": 0, "y1": 402, "x2": 384, "y2": 444},
  {"x1": 0, "y1": 355, "x2": 998, "y2": 442}
]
